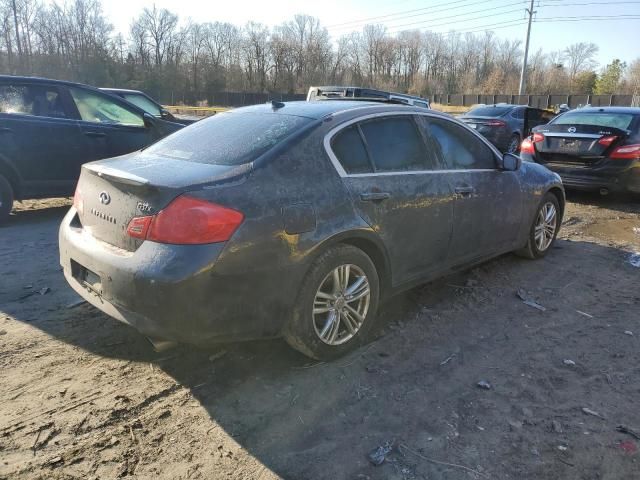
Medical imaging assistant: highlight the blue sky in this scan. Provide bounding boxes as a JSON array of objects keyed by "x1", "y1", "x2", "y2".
[{"x1": 103, "y1": 0, "x2": 640, "y2": 69}]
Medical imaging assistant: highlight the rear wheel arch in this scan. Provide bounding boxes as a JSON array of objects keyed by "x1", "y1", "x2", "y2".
[{"x1": 312, "y1": 232, "x2": 391, "y2": 298}]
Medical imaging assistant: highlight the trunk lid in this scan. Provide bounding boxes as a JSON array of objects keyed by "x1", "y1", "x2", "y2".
[
  {"x1": 534, "y1": 123, "x2": 628, "y2": 165},
  {"x1": 76, "y1": 152, "x2": 251, "y2": 251}
]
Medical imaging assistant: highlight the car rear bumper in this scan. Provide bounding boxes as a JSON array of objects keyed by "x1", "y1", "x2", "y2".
[
  {"x1": 59, "y1": 208, "x2": 288, "y2": 345},
  {"x1": 538, "y1": 159, "x2": 640, "y2": 193}
]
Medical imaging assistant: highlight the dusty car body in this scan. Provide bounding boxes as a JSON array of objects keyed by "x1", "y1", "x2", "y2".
[{"x1": 59, "y1": 101, "x2": 564, "y2": 359}]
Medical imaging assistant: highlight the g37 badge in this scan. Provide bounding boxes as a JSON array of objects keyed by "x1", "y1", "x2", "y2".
[{"x1": 136, "y1": 201, "x2": 154, "y2": 214}]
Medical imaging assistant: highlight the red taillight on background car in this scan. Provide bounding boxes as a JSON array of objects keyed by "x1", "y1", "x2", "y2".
[
  {"x1": 486, "y1": 120, "x2": 506, "y2": 127},
  {"x1": 610, "y1": 144, "x2": 640, "y2": 160},
  {"x1": 126, "y1": 196, "x2": 244, "y2": 245},
  {"x1": 73, "y1": 184, "x2": 83, "y2": 214},
  {"x1": 598, "y1": 135, "x2": 618, "y2": 147},
  {"x1": 521, "y1": 133, "x2": 544, "y2": 154}
]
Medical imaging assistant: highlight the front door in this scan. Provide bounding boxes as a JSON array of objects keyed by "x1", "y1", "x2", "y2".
[
  {"x1": 67, "y1": 86, "x2": 153, "y2": 162},
  {"x1": 328, "y1": 115, "x2": 455, "y2": 286},
  {"x1": 419, "y1": 116, "x2": 523, "y2": 263}
]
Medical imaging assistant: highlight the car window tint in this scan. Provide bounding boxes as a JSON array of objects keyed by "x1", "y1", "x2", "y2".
[
  {"x1": 123, "y1": 93, "x2": 162, "y2": 117},
  {"x1": 69, "y1": 87, "x2": 144, "y2": 126},
  {"x1": 145, "y1": 112, "x2": 312, "y2": 165},
  {"x1": 359, "y1": 116, "x2": 430, "y2": 172},
  {"x1": 425, "y1": 118, "x2": 496, "y2": 170},
  {"x1": 331, "y1": 125, "x2": 372, "y2": 174},
  {"x1": 512, "y1": 108, "x2": 524, "y2": 119},
  {"x1": 552, "y1": 112, "x2": 634, "y2": 130},
  {"x1": 466, "y1": 106, "x2": 511, "y2": 117},
  {"x1": 0, "y1": 84, "x2": 67, "y2": 118}
]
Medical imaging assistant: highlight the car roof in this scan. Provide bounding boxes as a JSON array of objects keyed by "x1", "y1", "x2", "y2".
[
  {"x1": 563, "y1": 106, "x2": 640, "y2": 115},
  {"x1": 101, "y1": 88, "x2": 145, "y2": 95},
  {"x1": 0, "y1": 74, "x2": 95, "y2": 89},
  {"x1": 229, "y1": 100, "x2": 436, "y2": 120}
]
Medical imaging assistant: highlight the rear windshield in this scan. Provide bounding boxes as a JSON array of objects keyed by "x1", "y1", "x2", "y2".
[
  {"x1": 552, "y1": 112, "x2": 634, "y2": 130},
  {"x1": 466, "y1": 106, "x2": 512, "y2": 117},
  {"x1": 146, "y1": 112, "x2": 312, "y2": 165}
]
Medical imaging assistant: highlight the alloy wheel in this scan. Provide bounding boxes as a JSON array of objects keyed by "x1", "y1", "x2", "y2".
[
  {"x1": 534, "y1": 201, "x2": 557, "y2": 252},
  {"x1": 312, "y1": 264, "x2": 370, "y2": 346}
]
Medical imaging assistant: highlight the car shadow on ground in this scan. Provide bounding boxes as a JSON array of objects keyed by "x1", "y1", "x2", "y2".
[{"x1": 3, "y1": 229, "x2": 639, "y2": 478}]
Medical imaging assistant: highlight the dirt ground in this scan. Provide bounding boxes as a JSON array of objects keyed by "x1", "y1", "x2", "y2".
[{"x1": 1, "y1": 192, "x2": 639, "y2": 480}]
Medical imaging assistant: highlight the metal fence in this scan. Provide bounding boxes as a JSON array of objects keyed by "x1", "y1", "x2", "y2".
[
  {"x1": 208, "y1": 91, "x2": 306, "y2": 107},
  {"x1": 431, "y1": 93, "x2": 636, "y2": 109}
]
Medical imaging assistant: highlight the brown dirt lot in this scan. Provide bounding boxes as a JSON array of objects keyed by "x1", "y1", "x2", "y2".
[{"x1": 1, "y1": 193, "x2": 639, "y2": 480}]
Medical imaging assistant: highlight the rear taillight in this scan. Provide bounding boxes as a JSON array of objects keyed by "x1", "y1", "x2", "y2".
[
  {"x1": 126, "y1": 195, "x2": 244, "y2": 245},
  {"x1": 598, "y1": 135, "x2": 618, "y2": 147},
  {"x1": 610, "y1": 144, "x2": 640, "y2": 160},
  {"x1": 486, "y1": 120, "x2": 506, "y2": 127},
  {"x1": 532, "y1": 133, "x2": 545, "y2": 143},
  {"x1": 73, "y1": 184, "x2": 83, "y2": 214}
]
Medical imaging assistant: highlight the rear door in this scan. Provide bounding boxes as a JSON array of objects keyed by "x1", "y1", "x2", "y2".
[
  {"x1": 67, "y1": 86, "x2": 154, "y2": 161},
  {"x1": 0, "y1": 81, "x2": 85, "y2": 196},
  {"x1": 419, "y1": 116, "x2": 523, "y2": 263},
  {"x1": 328, "y1": 113, "x2": 455, "y2": 285}
]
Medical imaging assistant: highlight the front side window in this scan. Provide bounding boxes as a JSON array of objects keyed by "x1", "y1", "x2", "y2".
[
  {"x1": 359, "y1": 116, "x2": 431, "y2": 172},
  {"x1": 123, "y1": 93, "x2": 163, "y2": 117},
  {"x1": 0, "y1": 84, "x2": 67, "y2": 118},
  {"x1": 69, "y1": 87, "x2": 144, "y2": 126},
  {"x1": 424, "y1": 118, "x2": 496, "y2": 170}
]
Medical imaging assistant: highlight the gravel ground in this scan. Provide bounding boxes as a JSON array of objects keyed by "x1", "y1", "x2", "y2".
[{"x1": 0, "y1": 192, "x2": 639, "y2": 480}]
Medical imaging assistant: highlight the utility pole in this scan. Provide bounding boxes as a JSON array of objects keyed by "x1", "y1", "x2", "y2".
[{"x1": 518, "y1": 0, "x2": 536, "y2": 95}]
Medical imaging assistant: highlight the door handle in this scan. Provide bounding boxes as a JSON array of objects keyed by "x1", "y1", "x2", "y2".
[
  {"x1": 84, "y1": 131, "x2": 106, "y2": 138},
  {"x1": 360, "y1": 191, "x2": 391, "y2": 202},
  {"x1": 454, "y1": 186, "x2": 475, "y2": 197}
]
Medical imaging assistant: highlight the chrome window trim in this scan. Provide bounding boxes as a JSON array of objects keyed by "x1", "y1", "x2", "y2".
[
  {"x1": 539, "y1": 132, "x2": 602, "y2": 139},
  {"x1": 323, "y1": 110, "x2": 503, "y2": 178}
]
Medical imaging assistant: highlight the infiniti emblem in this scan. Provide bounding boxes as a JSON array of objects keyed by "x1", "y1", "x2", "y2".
[
  {"x1": 99, "y1": 191, "x2": 111, "y2": 205},
  {"x1": 568, "y1": 127, "x2": 577, "y2": 133}
]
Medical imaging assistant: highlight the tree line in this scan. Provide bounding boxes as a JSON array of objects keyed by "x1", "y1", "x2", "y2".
[{"x1": 1, "y1": 0, "x2": 639, "y2": 105}]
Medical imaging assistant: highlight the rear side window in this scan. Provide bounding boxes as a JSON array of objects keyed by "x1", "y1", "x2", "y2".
[
  {"x1": 331, "y1": 125, "x2": 372, "y2": 174},
  {"x1": 511, "y1": 108, "x2": 525, "y2": 119},
  {"x1": 359, "y1": 116, "x2": 430, "y2": 172},
  {"x1": 146, "y1": 112, "x2": 312, "y2": 165},
  {"x1": 424, "y1": 118, "x2": 496, "y2": 170},
  {"x1": 0, "y1": 84, "x2": 67, "y2": 118},
  {"x1": 552, "y1": 112, "x2": 634, "y2": 130},
  {"x1": 69, "y1": 87, "x2": 144, "y2": 126}
]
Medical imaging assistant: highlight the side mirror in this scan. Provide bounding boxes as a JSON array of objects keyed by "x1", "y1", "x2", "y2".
[
  {"x1": 501, "y1": 152, "x2": 521, "y2": 171},
  {"x1": 160, "y1": 109, "x2": 171, "y2": 119},
  {"x1": 143, "y1": 112, "x2": 155, "y2": 128}
]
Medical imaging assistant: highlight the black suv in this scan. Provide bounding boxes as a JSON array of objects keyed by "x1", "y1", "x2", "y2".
[
  {"x1": 101, "y1": 88, "x2": 198, "y2": 126},
  {"x1": 0, "y1": 76, "x2": 184, "y2": 223},
  {"x1": 459, "y1": 104, "x2": 554, "y2": 153}
]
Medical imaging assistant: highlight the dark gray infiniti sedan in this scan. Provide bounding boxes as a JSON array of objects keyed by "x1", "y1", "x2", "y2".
[{"x1": 59, "y1": 100, "x2": 564, "y2": 360}]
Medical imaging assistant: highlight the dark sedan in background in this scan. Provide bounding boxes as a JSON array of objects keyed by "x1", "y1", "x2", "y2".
[
  {"x1": 60, "y1": 100, "x2": 564, "y2": 360},
  {"x1": 460, "y1": 104, "x2": 555, "y2": 153},
  {"x1": 0, "y1": 76, "x2": 184, "y2": 223},
  {"x1": 522, "y1": 107, "x2": 640, "y2": 195}
]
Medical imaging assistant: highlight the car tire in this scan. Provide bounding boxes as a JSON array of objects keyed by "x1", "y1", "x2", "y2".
[
  {"x1": 516, "y1": 192, "x2": 560, "y2": 259},
  {"x1": 284, "y1": 244, "x2": 380, "y2": 360},
  {"x1": 506, "y1": 134, "x2": 521, "y2": 154},
  {"x1": 0, "y1": 175, "x2": 14, "y2": 225}
]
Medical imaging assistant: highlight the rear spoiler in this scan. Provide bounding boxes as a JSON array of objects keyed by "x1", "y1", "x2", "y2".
[{"x1": 84, "y1": 164, "x2": 150, "y2": 186}]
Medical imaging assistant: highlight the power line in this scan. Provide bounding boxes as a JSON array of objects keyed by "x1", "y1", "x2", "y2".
[
  {"x1": 326, "y1": 0, "x2": 485, "y2": 28},
  {"x1": 535, "y1": 14, "x2": 640, "y2": 21},
  {"x1": 385, "y1": 7, "x2": 526, "y2": 33},
  {"x1": 327, "y1": 0, "x2": 523, "y2": 30}
]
